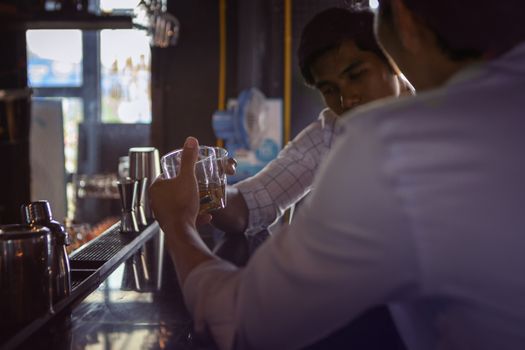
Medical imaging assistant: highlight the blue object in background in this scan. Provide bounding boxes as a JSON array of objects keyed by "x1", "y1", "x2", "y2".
[
  {"x1": 28, "y1": 56, "x2": 82, "y2": 87},
  {"x1": 212, "y1": 88, "x2": 258, "y2": 155},
  {"x1": 255, "y1": 139, "x2": 279, "y2": 162},
  {"x1": 212, "y1": 88, "x2": 282, "y2": 184}
]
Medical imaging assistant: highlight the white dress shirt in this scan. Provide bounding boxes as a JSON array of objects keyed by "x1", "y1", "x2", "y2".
[
  {"x1": 234, "y1": 108, "x2": 338, "y2": 236},
  {"x1": 184, "y1": 42, "x2": 525, "y2": 350}
]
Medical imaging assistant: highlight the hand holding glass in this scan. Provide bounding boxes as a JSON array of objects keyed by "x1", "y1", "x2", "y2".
[{"x1": 160, "y1": 146, "x2": 226, "y2": 214}]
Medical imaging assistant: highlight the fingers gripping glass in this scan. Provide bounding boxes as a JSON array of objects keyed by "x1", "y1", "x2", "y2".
[{"x1": 160, "y1": 146, "x2": 226, "y2": 213}]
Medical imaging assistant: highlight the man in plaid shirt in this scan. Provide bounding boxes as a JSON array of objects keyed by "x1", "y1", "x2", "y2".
[{"x1": 211, "y1": 7, "x2": 414, "y2": 237}]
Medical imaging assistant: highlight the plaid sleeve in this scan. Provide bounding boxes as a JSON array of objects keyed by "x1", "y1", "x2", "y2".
[{"x1": 234, "y1": 110, "x2": 336, "y2": 236}]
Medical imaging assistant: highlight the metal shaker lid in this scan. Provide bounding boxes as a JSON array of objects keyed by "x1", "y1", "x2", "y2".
[
  {"x1": 129, "y1": 147, "x2": 160, "y2": 180},
  {"x1": 21, "y1": 200, "x2": 52, "y2": 224},
  {"x1": 0, "y1": 224, "x2": 50, "y2": 240},
  {"x1": 21, "y1": 200, "x2": 69, "y2": 245}
]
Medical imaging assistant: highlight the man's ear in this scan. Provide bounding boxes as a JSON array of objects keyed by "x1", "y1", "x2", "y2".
[{"x1": 390, "y1": 0, "x2": 426, "y2": 54}]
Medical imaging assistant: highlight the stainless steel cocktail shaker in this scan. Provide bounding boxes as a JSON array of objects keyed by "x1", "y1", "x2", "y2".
[
  {"x1": 0, "y1": 224, "x2": 53, "y2": 330},
  {"x1": 21, "y1": 200, "x2": 71, "y2": 305}
]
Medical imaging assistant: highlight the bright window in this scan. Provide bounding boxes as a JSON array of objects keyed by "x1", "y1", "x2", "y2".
[
  {"x1": 61, "y1": 98, "x2": 84, "y2": 173},
  {"x1": 27, "y1": 30, "x2": 83, "y2": 87},
  {"x1": 26, "y1": 25, "x2": 152, "y2": 227},
  {"x1": 100, "y1": 29, "x2": 151, "y2": 123},
  {"x1": 100, "y1": 0, "x2": 140, "y2": 12}
]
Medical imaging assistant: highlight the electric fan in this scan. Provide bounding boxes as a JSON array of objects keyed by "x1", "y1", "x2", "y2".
[{"x1": 212, "y1": 88, "x2": 268, "y2": 155}]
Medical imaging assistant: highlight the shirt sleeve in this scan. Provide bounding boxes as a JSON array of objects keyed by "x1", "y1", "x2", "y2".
[
  {"x1": 234, "y1": 114, "x2": 333, "y2": 236},
  {"x1": 183, "y1": 114, "x2": 419, "y2": 350}
]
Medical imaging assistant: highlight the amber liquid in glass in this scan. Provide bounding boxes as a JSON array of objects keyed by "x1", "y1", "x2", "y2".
[{"x1": 199, "y1": 182, "x2": 226, "y2": 213}]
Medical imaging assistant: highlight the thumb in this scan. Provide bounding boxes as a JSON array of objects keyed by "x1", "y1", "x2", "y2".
[{"x1": 179, "y1": 136, "x2": 199, "y2": 178}]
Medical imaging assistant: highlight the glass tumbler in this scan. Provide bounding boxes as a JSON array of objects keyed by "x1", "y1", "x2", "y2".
[{"x1": 160, "y1": 146, "x2": 225, "y2": 213}]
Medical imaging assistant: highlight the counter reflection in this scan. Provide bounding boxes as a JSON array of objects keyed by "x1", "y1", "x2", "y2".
[{"x1": 21, "y1": 232, "x2": 215, "y2": 350}]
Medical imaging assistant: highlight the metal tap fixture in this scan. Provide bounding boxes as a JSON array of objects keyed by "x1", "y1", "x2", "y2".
[
  {"x1": 135, "y1": 177, "x2": 149, "y2": 227},
  {"x1": 128, "y1": 147, "x2": 161, "y2": 222}
]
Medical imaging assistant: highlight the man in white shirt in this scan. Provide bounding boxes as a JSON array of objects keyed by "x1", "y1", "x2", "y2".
[{"x1": 150, "y1": 0, "x2": 525, "y2": 349}]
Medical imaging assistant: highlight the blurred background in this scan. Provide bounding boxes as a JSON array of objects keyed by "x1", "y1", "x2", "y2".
[{"x1": 0, "y1": 0, "x2": 377, "y2": 244}]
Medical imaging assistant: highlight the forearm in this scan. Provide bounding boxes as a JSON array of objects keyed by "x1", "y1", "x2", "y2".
[
  {"x1": 210, "y1": 186, "x2": 249, "y2": 234},
  {"x1": 210, "y1": 120, "x2": 326, "y2": 236},
  {"x1": 163, "y1": 222, "x2": 217, "y2": 285}
]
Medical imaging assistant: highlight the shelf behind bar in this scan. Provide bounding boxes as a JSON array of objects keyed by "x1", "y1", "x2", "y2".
[{"x1": 0, "y1": 13, "x2": 133, "y2": 30}]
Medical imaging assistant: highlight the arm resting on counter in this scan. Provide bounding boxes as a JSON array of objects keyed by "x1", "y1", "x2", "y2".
[
  {"x1": 182, "y1": 120, "x2": 418, "y2": 350},
  {"x1": 153, "y1": 135, "x2": 415, "y2": 350},
  {"x1": 163, "y1": 222, "x2": 218, "y2": 285},
  {"x1": 208, "y1": 113, "x2": 333, "y2": 237}
]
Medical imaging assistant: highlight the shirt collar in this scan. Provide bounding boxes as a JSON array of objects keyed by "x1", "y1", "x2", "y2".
[{"x1": 446, "y1": 40, "x2": 525, "y2": 87}]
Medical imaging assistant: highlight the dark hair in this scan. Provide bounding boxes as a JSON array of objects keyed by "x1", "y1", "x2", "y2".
[
  {"x1": 380, "y1": 0, "x2": 525, "y2": 59},
  {"x1": 297, "y1": 7, "x2": 390, "y2": 86}
]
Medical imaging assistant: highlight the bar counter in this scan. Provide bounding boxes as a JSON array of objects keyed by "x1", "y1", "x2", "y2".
[
  {"x1": 1, "y1": 223, "x2": 217, "y2": 350},
  {"x1": 1, "y1": 222, "x2": 406, "y2": 350},
  {"x1": 18, "y1": 252, "x2": 212, "y2": 350}
]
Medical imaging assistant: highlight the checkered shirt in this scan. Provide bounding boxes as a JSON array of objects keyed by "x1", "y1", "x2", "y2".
[{"x1": 234, "y1": 108, "x2": 338, "y2": 236}]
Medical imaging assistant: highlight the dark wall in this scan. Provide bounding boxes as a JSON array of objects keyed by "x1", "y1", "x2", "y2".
[
  {"x1": 151, "y1": 0, "x2": 228, "y2": 156},
  {"x1": 0, "y1": 31, "x2": 30, "y2": 224},
  {"x1": 235, "y1": 0, "x2": 346, "y2": 138},
  {"x1": 151, "y1": 0, "x2": 350, "y2": 156},
  {"x1": 235, "y1": 0, "x2": 346, "y2": 137},
  {"x1": 236, "y1": 0, "x2": 283, "y2": 98}
]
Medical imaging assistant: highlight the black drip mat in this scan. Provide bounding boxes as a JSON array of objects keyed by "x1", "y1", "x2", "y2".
[
  {"x1": 69, "y1": 225, "x2": 137, "y2": 269},
  {"x1": 71, "y1": 279, "x2": 83, "y2": 290},
  {"x1": 71, "y1": 269, "x2": 96, "y2": 290}
]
